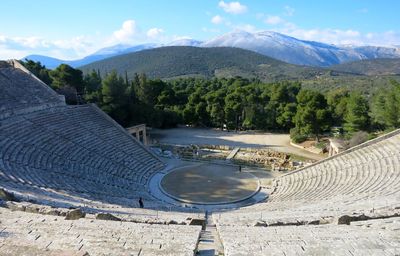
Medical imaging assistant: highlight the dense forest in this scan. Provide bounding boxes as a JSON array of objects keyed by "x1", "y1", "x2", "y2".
[{"x1": 22, "y1": 59, "x2": 400, "y2": 143}]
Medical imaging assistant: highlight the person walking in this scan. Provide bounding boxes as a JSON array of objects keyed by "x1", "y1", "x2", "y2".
[{"x1": 139, "y1": 197, "x2": 144, "y2": 208}]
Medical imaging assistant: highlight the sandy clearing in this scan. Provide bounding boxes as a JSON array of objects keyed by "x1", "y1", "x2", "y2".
[{"x1": 150, "y1": 127, "x2": 325, "y2": 161}]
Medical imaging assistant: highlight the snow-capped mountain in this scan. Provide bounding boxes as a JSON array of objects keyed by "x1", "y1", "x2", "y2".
[
  {"x1": 23, "y1": 31, "x2": 400, "y2": 69},
  {"x1": 201, "y1": 31, "x2": 400, "y2": 66}
]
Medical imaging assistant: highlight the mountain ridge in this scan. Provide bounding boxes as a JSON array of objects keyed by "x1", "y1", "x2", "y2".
[{"x1": 23, "y1": 30, "x2": 400, "y2": 69}]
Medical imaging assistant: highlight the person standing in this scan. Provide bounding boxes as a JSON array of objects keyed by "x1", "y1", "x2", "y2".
[{"x1": 139, "y1": 197, "x2": 144, "y2": 208}]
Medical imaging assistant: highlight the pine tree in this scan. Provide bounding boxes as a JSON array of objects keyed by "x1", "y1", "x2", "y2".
[{"x1": 344, "y1": 92, "x2": 369, "y2": 134}]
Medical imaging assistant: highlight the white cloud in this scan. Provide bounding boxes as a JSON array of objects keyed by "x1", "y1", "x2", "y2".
[
  {"x1": 0, "y1": 34, "x2": 98, "y2": 60},
  {"x1": 211, "y1": 15, "x2": 224, "y2": 24},
  {"x1": 146, "y1": 28, "x2": 164, "y2": 39},
  {"x1": 0, "y1": 19, "x2": 183, "y2": 60},
  {"x1": 265, "y1": 15, "x2": 284, "y2": 25},
  {"x1": 284, "y1": 6, "x2": 295, "y2": 16},
  {"x1": 112, "y1": 20, "x2": 139, "y2": 43},
  {"x1": 218, "y1": 1, "x2": 247, "y2": 14},
  {"x1": 109, "y1": 20, "x2": 169, "y2": 44}
]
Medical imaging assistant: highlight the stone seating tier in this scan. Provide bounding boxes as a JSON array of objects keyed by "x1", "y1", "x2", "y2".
[
  {"x1": 0, "y1": 207, "x2": 201, "y2": 256},
  {"x1": 0, "y1": 104, "x2": 167, "y2": 210},
  {"x1": 215, "y1": 130, "x2": 400, "y2": 226},
  {"x1": 218, "y1": 218, "x2": 400, "y2": 256},
  {"x1": 0, "y1": 61, "x2": 65, "y2": 119}
]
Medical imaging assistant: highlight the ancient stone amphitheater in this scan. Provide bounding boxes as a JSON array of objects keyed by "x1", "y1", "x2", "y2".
[{"x1": 0, "y1": 60, "x2": 399, "y2": 255}]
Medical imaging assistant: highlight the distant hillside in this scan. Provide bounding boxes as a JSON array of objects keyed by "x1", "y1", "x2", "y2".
[
  {"x1": 330, "y1": 58, "x2": 400, "y2": 76},
  {"x1": 80, "y1": 46, "x2": 341, "y2": 82},
  {"x1": 301, "y1": 74, "x2": 400, "y2": 94}
]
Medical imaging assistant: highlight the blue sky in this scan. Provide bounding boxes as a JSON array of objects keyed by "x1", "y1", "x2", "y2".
[{"x1": 1, "y1": 0, "x2": 399, "y2": 59}]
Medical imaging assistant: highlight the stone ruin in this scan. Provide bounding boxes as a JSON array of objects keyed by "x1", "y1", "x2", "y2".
[{"x1": 154, "y1": 143, "x2": 307, "y2": 171}]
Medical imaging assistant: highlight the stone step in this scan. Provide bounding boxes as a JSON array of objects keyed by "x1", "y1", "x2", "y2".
[
  {"x1": 226, "y1": 147, "x2": 240, "y2": 160},
  {"x1": 196, "y1": 214, "x2": 224, "y2": 256}
]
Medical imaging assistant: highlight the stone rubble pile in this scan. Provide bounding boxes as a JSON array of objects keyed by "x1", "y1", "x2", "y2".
[{"x1": 234, "y1": 148, "x2": 301, "y2": 171}]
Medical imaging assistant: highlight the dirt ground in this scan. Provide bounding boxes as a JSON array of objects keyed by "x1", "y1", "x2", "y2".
[
  {"x1": 151, "y1": 127, "x2": 324, "y2": 161},
  {"x1": 160, "y1": 163, "x2": 259, "y2": 204}
]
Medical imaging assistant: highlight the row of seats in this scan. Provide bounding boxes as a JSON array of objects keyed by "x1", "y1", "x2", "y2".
[
  {"x1": 0, "y1": 207, "x2": 201, "y2": 256},
  {"x1": 0, "y1": 104, "x2": 168, "y2": 209},
  {"x1": 215, "y1": 130, "x2": 400, "y2": 225},
  {"x1": 0, "y1": 61, "x2": 65, "y2": 119},
  {"x1": 0, "y1": 105, "x2": 164, "y2": 182},
  {"x1": 218, "y1": 217, "x2": 400, "y2": 256},
  {"x1": 272, "y1": 139, "x2": 400, "y2": 202}
]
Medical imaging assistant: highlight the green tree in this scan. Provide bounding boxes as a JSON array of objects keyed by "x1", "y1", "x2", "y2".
[
  {"x1": 50, "y1": 64, "x2": 84, "y2": 93},
  {"x1": 83, "y1": 70, "x2": 102, "y2": 93},
  {"x1": 83, "y1": 70, "x2": 102, "y2": 103},
  {"x1": 343, "y1": 92, "x2": 370, "y2": 134},
  {"x1": 370, "y1": 81, "x2": 400, "y2": 130},
  {"x1": 101, "y1": 71, "x2": 128, "y2": 124},
  {"x1": 224, "y1": 90, "x2": 243, "y2": 130},
  {"x1": 293, "y1": 90, "x2": 331, "y2": 141},
  {"x1": 276, "y1": 102, "x2": 297, "y2": 130},
  {"x1": 326, "y1": 88, "x2": 349, "y2": 125},
  {"x1": 21, "y1": 59, "x2": 52, "y2": 85},
  {"x1": 205, "y1": 89, "x2": 226, "y2": 129},
  {"x1": 183, "y1": 88, "x2": 209, "y2": 126}
]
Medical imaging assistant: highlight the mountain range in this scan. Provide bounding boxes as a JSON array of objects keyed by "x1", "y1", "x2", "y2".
[
  {"x1": 79, "y1": 46, "x2": 348, "y2": 81},
  {"x1": 23, "y1": 31, "x2": 400, "y2": 69}
]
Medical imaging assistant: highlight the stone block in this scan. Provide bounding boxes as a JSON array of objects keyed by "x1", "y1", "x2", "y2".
[
  {"x1": 95, "y1": 213, "x2": 121, "y2": 221},
  {"x1": 65, "y1": 209, "x2": 86, "y2": 220}
]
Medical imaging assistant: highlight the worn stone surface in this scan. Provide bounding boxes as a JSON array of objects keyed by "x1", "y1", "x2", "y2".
[
  {"x1": 218, "y1": 218, "x2": 400, "y2": 256},
  {"x1": 0, "y1": 207, "x2": 201, "y2": 256},
  {"x1": 0, "y1": 60, "x2": 65, "y2": 119}
]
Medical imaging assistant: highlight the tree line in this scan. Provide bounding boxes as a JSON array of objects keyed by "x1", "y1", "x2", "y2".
[{"x1": 22, "y1": 60, "x2": 400, "y2": 142}]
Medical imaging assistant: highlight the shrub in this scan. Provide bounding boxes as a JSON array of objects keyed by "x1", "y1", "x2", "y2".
[{"x1": 290, "y1": 127, "x2": 307, "y2": 143}]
